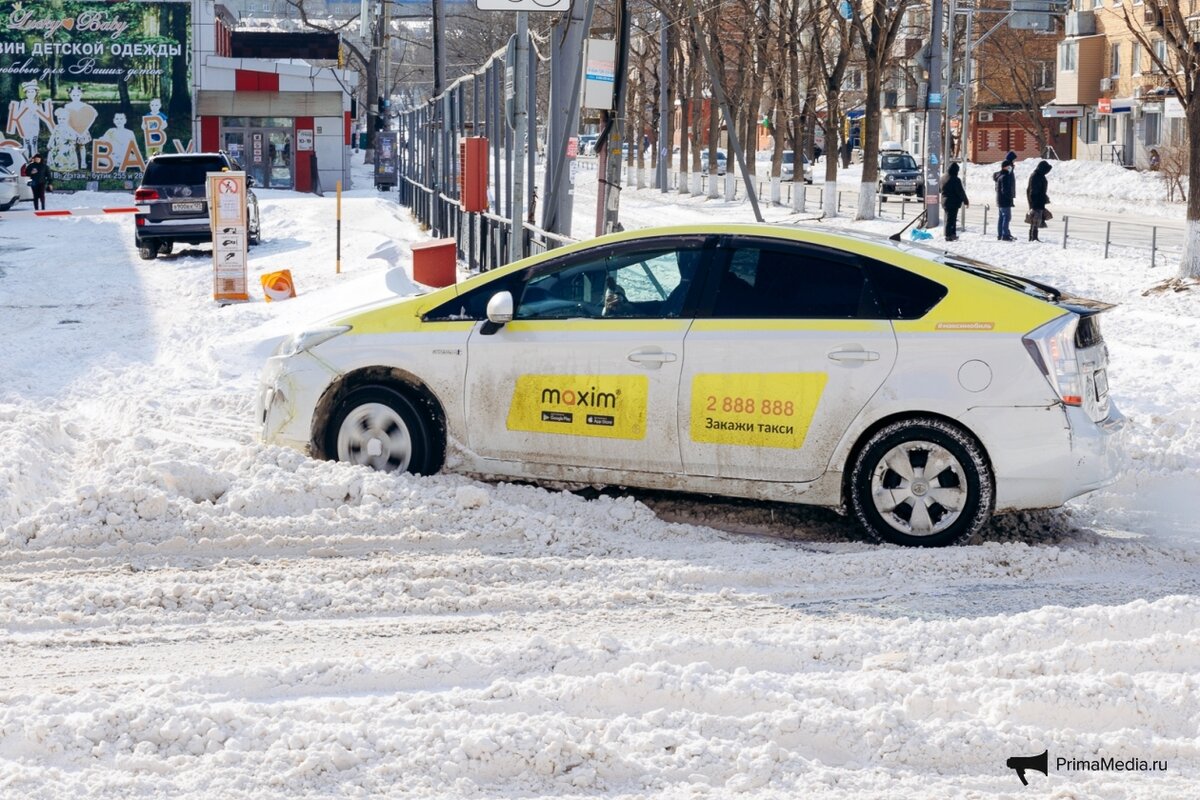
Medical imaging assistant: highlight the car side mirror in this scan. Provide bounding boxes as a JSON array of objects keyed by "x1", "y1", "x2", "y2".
[{"x1": 481, "y1": 291, "x2": 513, "y2": 335}]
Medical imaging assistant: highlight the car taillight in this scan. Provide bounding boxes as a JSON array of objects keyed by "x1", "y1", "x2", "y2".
[
  {"x1": 134, "y1": 188, "x2": 159, "y2": 201},
  {"x1": 1022, "y1": 314, "x2": 1083, "y2": 407},
  {"x1": 20, "y1": 164, "x2": 27, "y2": 176}
]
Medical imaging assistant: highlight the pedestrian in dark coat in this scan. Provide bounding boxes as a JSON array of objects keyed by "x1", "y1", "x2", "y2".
[
  {"x1": 940, "y1": 162, "x2": 969, "y2": 241},
  {"x1": 26, "y1": 152, "x2": 50, "y2": 210},
  {"x1": 1026, "y1": 160, "x2": 1052, "y2": 241},
  {"x1": 993, "y1": 159, "x2": 1017, "y2": 241}
]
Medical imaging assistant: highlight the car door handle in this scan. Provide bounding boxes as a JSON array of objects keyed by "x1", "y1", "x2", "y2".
[
  {"x1": 627, "y1": 350, "x2": 678, "y2": 364},
  {"x1": 827, "y1": 349, "x2": 879, "y2": 362}
]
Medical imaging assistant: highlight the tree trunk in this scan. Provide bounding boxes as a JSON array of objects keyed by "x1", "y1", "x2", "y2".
[
  {"x1": 1181, "y1": 101, "x2": 1200, "y2": 279},
  {"x1": 824, "y1": 87, "x2": 841, "y2": 218},
  {"x1": 858, "y1": 56, "x2": 882, "y2": 220}
]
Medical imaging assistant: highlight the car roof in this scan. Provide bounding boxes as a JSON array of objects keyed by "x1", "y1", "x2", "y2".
[{"x1": 148, "y1": 152, "x2": 228, "y2": 162}]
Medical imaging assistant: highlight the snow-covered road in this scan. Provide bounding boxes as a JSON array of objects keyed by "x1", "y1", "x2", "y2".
[{"x1": 1, "y1": 157, "x2": 1198, "y2": 798}]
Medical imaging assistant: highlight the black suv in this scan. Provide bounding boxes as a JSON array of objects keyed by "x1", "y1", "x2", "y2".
[
  {"x1": 877, "y1": 150, "x2": 923, "y2": 198},
  {"x1": 134, "y1": 152, "x2": 261, "y2": 260}
]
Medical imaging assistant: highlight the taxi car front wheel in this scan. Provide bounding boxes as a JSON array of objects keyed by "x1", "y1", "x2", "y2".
[
  {"x1": 849, "y1": 418, "x2": 994, "y2": 547},
  {"x1": 325, "y1": 385, "x2": 441, "y2": 475}
]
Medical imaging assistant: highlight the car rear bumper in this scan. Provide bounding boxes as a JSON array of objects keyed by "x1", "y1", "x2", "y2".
[
  {"x1": 959, "y1": 402, "x2": 1126, "y2": 511},
  {"x1": 136, "y1": 217, "x2": 212, "y2": 243}
]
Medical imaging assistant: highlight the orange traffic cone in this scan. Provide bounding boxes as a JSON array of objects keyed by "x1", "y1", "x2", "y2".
[{"x1": 261, "y1": 270, "x2": 296, "y2": 302}]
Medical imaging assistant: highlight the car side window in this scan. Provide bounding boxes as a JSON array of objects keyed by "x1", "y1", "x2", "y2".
[
  {"x1": 710, "y1": 245, "x2": 872, "y2": 319},
  {"x1": 514, "y1": 246, "x2": 704, "y2": 320},
  {"x1": 862, "y1": 259, "x2": 947, "y2": 319},
  {"x1": 422, "y1": 272, "x2": 527, "y2": 321}
]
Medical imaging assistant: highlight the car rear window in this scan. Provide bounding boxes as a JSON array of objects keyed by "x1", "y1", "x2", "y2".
[
  {"x1": 940, "y1": 255, "x2": 1061, "y2": 301},
  {"x1": 863, "y1": 260, "x2": 948, "y2": 319},
  {"x1": 142, "y1": 157, "x2": 227, "y2": 186},
  {"x1": 0, "y1": 151, "x2": 13, "y2": 170}
]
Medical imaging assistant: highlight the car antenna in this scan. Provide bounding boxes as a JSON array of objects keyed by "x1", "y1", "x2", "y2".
[{"x1": 890, "y1": 209, "x2": 928, "y2": 242}]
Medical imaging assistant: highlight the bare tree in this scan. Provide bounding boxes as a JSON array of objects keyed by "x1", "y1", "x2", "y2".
[
  {"x1": 975, "y1": 16, "x2": 1060, "y2": 157},
  {"x1": 1117, "y1": 0, "x2": 1200, "y2": 279},
  {"x1": 846, "y1": 0, "x2": 912, "y2": 219},
  {"x1": 815, "y1": 0, "x2": 855, "y2": 217}
]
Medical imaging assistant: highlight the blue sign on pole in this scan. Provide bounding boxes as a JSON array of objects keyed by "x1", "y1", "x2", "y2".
[{"x1": 929, "y1": 92, "x2": 943, "y2": 106}]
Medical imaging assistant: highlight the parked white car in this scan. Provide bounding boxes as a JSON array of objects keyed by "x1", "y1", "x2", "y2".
[
  {"x1": 0, "y1": 145, "x2": 32, "y2": 206},
  {"x1": 0, "y1": 146, "x2": 33, "y2": 203},
  {"x1": 259, "y1": 224, "x2": 1124, "y2": 547}
]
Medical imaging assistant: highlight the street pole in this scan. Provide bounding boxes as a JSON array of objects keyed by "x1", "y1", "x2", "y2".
[
  {"x1": 926, "y1": 0, "x2": 943, "y2": 228},
  {"x1": 942, "y1": 0, "x2": 957, "y2": 165},
  {"x1": 961, "y1": 8, "x2": 974, "y2": 175},
  {"x1": 432, "y1": 0, "x2": 445, "y2": 97},
  {"x1": 511, "y1": 13, "x2": 528, "y2": 262},
  {"x1": 657, "y1": 12, "x2": 668, "y2": 193},
  {"x1": 597, "y1": 0, "x2": 630, "y2": 236}
]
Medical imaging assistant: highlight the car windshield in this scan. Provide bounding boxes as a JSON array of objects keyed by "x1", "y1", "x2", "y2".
[
  {"x1": 881, "y1": 154, "x2": 917, "y2": 170},
  {"x1": 143, "y1": 157, "x2": 227, "y2": 186},
  {"x1": 781, "y1": 152, "x2": 794, "y2": 165}
]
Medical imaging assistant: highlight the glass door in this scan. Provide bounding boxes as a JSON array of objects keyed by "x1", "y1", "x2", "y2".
[{"x1": 268, "y1": 130, "x2": 293, "y2": 188}]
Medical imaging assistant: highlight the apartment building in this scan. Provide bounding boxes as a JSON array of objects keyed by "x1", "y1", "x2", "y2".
[
  {"x1": 880, "y1": 2, "x2": 1066, "y2": 163},
  {"x1": 1050, "y1": 1, "x2": 1192, "y2": 168}
]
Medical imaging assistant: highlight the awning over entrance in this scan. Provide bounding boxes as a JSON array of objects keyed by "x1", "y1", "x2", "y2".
[{"x1": 1041, "y1": 104, "x2": 1083, "y2": 118}]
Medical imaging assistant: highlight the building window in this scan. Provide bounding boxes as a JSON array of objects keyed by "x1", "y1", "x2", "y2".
[
  {"x1": 1037, "y1": 61, "x2": 1054, "y2": 89},
  {"x1": 1153, "y1": 40, "x2": 1168, "y2": 73},
  {"x1": 1132, "y1": 42, "x2": 1142, "y2": 76},
  {"x1": 1144, "y1": 111, "x2": 1161, "y2": 146},
  {"x1": 1060, "y1": 41, "x2": 1077, "y2": 72},
  {"x1": 1110, "y1": 44, "x2": 1120, "y2": 78},
  {"x1": 1107, "y1": 116, "x2": 1119, "y2": 143},
  {"x1": 1093, "y1": 0, "x2": 1103, "y2": 7},
  {"x1": 1086, "y1": 111, "x2": 1099, "y2": 144}
]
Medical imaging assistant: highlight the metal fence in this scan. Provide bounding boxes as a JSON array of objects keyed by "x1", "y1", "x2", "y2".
[{"x1": 397, "y1": 43, "x2": 539, "y2": 273}]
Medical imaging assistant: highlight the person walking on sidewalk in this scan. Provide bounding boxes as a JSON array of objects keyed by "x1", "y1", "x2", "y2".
[
  {"x1": 1026, "y1": 160, "x2": 1052, "y2": 241},
  {"x1": 940, "y1": 162, "x2": 969, "y2": 241},
  {"x1": 26, "y1": 152, "x2": 50, "y2": 211},
  {"x1": 993, "y1": 159, "x2": 1017, "y2": 241}
]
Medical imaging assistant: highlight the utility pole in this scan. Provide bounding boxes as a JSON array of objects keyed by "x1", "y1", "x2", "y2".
[
  {"x1": 540, "y1": 0, "x2": 595, "y2": 240},
  {"x1": 657, "y1": 12, "x2": 668, "y2": 193},
  {"x1": 926, "y1": 0, "x2": 943, "y2": 228},
  {"x1": 428, "y1": 0, "x2": 444, "y2": 233},
  {"x1": 596, "y1": 0, "x2": 630, "y2": 236},
  {"x1": 942, "y1": 0, "x2": 957, "y2": 166},
  {"x1": 510, "y1": 13, "x2": 528, "y2": 262}
]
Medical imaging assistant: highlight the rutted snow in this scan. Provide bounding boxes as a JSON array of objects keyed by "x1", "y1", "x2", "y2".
[{"x1": 0, "y1": 155, "x2": 1197, "y2": 797}]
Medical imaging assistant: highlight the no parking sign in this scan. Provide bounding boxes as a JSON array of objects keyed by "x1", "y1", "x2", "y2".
[{"x1": 206, "y1": 171, "x2": 248, "y2": 303}]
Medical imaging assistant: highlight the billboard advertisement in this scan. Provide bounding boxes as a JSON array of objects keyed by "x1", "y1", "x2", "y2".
[{"x1": 1, "y1": 0, "x2": 192, "y2": 190}]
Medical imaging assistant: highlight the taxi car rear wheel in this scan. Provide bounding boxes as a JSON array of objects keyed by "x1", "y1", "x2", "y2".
[
  {"x1": 325, "y1": 385, "x2": 440, "y2": 475},
  {"x1": 849, "y1": 418, "x2": 994, "y2": 547}
]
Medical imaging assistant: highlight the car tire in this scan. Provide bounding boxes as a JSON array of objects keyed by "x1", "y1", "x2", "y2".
[
  {"x1": 848, "y1": 417, "x2": 993, "y2": 547},
  {"x1": 138, "y1": 242, "x2": 158, "y2": 261},
  {"x1": 249, "y1": 227, "x2": 260, "y2": 246},
  {"x1": 324, "y1": 384, "x2": 442, "y2": 476},
  {"x1": 157, "y1": 241, "x2": 173, "y2": 256}
]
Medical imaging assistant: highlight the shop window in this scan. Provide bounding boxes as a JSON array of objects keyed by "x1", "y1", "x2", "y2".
[
  {"x1": 1085, "y1": 112, "x2": 1099, "y2": 144},
  {"x1": 1144, "y1": 111, "x2": 1161, "y2": 147}
]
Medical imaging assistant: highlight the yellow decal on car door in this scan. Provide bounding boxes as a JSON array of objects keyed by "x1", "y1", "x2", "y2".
[
  {"x1": 508, "y1": 374, "x2": 649, "y2": 440},
  {"x1": 690, "y1": 373, "x2": 827, "y2": 448}
]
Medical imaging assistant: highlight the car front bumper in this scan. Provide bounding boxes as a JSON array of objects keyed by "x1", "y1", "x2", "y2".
[
  {"x1": 257, "y1": 352, "x2": 338, "y2": 454},
  {"x1": 959, "y1": 402, "x2": 1126, "y2": 511}
]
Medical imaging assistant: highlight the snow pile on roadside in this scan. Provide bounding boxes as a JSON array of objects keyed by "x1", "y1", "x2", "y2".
[{"x1": 1, "y1": 595, "x2": 1197, "y2": 798}]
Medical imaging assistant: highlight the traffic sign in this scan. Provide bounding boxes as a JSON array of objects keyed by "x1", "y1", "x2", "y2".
[{"x1": 476, "y1": 0, "x2": 571, "y2": 11}]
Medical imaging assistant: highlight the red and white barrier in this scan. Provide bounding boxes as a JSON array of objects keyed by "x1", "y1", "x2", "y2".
[{"x1": 0, "y1": 205, "x2": 150, "y2": 219}]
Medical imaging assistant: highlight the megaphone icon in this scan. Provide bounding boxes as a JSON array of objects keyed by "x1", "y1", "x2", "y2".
[{"x1": 1006, "y1": 750, "x2": 1049, "y2": 785}]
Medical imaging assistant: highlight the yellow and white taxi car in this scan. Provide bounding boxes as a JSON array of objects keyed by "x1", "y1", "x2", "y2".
[{"x1": 258, "y1": 224, "x2": 1124, "y2": 547}]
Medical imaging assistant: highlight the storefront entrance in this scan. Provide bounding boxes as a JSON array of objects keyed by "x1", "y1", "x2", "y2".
[{"x1": 220, "y1": 118, "x2": 294, "y2": 189}]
